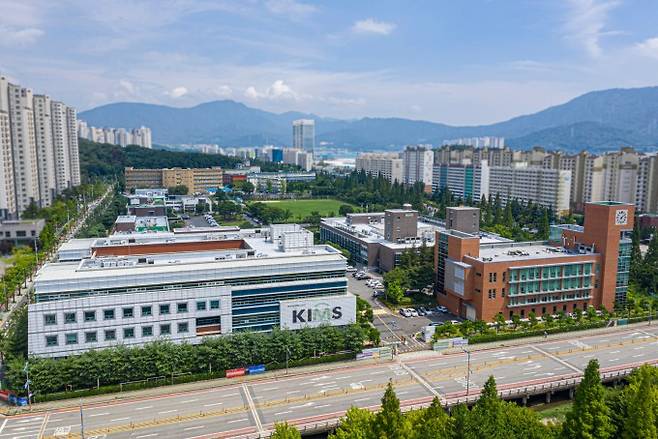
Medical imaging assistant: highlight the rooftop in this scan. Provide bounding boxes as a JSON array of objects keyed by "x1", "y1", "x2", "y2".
[{"x1": 472, "y1": 241, "x2": 596, "y2": 263}]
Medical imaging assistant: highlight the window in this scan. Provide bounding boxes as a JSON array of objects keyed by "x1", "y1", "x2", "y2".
[
  {"x1": 141, "y1": 305, "x2": 152, "y2": 317},
  {"x1": 142, "y1": 326, "x2": 153, "y2": 337},
  {"x1": 104, "y1": 329, "x2": 116, "y2": 341},
  {"x1": 45, "y1": 335, "x2": 58, "y2": 347},
  {"x1": 65, "y1": 333, "x2": 78, "y2": 345},
  {"x1": 177, "y1": 302, "x2": 188, "y2": 313},
  {"x1": 123, "y1": 327, "x2": 135, "y2": 339},
  {"x1": 85, "y1": 331, "x2": 97, "y2": 343},
  {"x1": 160, "y1": 324, "x2": 171, "y2": 335},
  {"x1": 122, "y1": 307, "x2": 134, "y2": 318},
  {"x1": 44, "y1": 314, "x2": 57, "y2": 325},
  {"x1": 178, "y1": 322, "x2": 189, "y2": 333},
  {"x1": 64, "y1": 312, "x2": 76, "y2": 324},
  {"x1": 210, "y1": 300, "x2": 220, "y2": 310},
  {"x1": 159, "y1": 304, "x2": 170, "y2": 315},
  {"x1": 196, "y1": 301, "x2": 207, "y2": 311},
  {"x1": 84, "y1": 311, "x2": 96, "y2": 322},
  {"x1": 103, "y1": 309, "x2": 115, "y2": 320}
]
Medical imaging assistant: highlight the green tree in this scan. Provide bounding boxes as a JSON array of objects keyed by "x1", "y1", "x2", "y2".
[
  {"x1": 270, "y1": 422, "x2": 302, "y2": 439},
  {"x1": 374, "y1": 381, "x2": 408, "y2": 439},
  {"x1": 339, "y1": 204, "x2": 355, "y2": 216},
  {"x1": 330, "y1": 407, "x2": 374, "y2": 439},
  {"x1": 563, "y1": 359, "x2": 614, "y2": 439},
  {"x1": 622, "y1": 365, "x2": 658, "y2": 439},
  {"x1": 168, "y1": 184, "x2": 189, "y2": 195},
  {"x1": 414, "y1": 396, "x2": 451, "y2": 439},
  {"x1": 467, "y1": 376, "x2": 506, "y2": 439},
  {"x1": 537, "y1": 209, "x2": 550, "y2": 240}
]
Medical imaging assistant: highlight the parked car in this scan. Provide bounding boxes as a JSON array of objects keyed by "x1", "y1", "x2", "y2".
[
  {"x1": 372, "y1": 290, "x2": 384, "y2": 298},
  {"x1": 428, "y1": 322, "x2": 444, "y2": 327},
  {"x1": 409, "y1": 309, "x2": 419, "y2": 317},
  {"x1": 346, "y1": 265, "x2": 357, "y2": 272},
  {"x1": 437, "y1": 306, "x2": 448, "y2": 313},
  {"x1": 449, "y1": 319, "x2": 460, "y2": 325},
  {"x1": 400, "y1": 308, "x2": 412, "y2": 318},
  {"x1": 417, "y1": 307, "x2": 426, "y2": 316}
]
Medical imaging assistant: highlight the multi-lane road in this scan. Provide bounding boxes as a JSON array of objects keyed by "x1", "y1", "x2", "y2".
[{"x1": 2, "y1": 324, "x2": 658, "y2": 439}]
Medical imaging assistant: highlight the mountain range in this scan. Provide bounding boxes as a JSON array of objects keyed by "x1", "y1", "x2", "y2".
[{"x1": 79, "y1": 86, "x2": 658, "y2": 152}]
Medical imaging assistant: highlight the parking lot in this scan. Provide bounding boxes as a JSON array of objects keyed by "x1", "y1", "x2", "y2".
[{"x1": 347, "y1": 269, "x2": 462, "y2": 352}]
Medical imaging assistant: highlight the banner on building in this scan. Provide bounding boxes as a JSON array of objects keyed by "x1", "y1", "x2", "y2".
[{"x1": 280, "y1": 294, "x2": 356, "y2": 330}]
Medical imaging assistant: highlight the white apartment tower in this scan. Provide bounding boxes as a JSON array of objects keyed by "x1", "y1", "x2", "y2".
[
  {"x1": 66, "y1": 106, "x2": 81, "y2": 186},
  {"x1": 33, "y1": 95, "x2": 57, "y2": 207},
  {"x1": 8, "y1": 84, "x2": 40, "y2": 213},
  {"x1": 51, "y1": 101, "x2": 71, "y2": 192},
  {"x1": 402, "y1": 145, "x2": 434, "y2": 190},
  {"x1": 0, "y1": 77, "x2": 16, "y2": 219},
  {"x1": 355, "y1": 152, "x2": 404, "y2": 184},
  {"x1": 292, "y1": 119, "x2": 315, "y2": 152}
]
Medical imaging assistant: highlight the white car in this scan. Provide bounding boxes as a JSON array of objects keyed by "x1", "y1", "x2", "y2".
[
  {"x1": 437, "y1": 306, "x2": 448, "y2": 313},
  {"x1": 449, "y1": 319, "x2": 460, "y2": 325},
  {"x1": 400, "y1": 308, "x2": 412, "y2": 318},
  {"x1": 409, "y1": 309, "x2": 419, "y2": 317},
  {"x1": 346, "y1": 266, "x2": 357, "y2": 272}
]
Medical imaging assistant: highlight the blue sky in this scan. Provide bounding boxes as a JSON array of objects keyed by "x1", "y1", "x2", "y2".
[{"x1": 1, "y1": 0, "x2": 658, "y2": 124}]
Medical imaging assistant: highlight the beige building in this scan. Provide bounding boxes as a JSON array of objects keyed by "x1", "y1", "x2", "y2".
[
  {"x1": 33, "y1": 95, "x2": 57, "y2": 207},
  {"x1": 125, "y1": 167, "x2": 223, "y2": 194},
  {"x1": 0, "y1": 77, "x2": 15, "y2": 220},
  {"x1": 356, "y1": 152, "x2": 403, "y2": 183}
]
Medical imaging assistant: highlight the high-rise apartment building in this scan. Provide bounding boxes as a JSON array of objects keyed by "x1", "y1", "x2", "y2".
[
  {"x1": 77, "y1": 122, "x2": 152, "y2": 149},
  {"x1": 355, "y1": 152, "x2": 404, "y2": 183},
  {"x1": 33, "y1": 95, "x2": 57, "y2": 206},
  {"x1": 0, "y1": 75, "x2": 81, "y2": 218},
  {"x1": 402, "y1": 145, "x2": 434, "y2": 191},
  {"x1": 636, "y1": 154, "x2": 658, "y2": 213},
  {"x1": 292, "y1": 119, "x2": 315, "y2": 152},
  {"x1": 0, "y1": 77, "x2": 16, "y2": 220}
]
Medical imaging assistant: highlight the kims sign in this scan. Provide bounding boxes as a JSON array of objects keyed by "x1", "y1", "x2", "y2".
[{"x1": 279, "y1": 295, "x2": 356, "y2": 330}]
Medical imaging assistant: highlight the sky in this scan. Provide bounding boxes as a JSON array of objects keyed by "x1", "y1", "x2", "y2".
[{"x1": 1, "y1": 0, "x2": 658, "y2": 125}]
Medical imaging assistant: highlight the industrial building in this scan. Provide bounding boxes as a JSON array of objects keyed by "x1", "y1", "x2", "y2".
[
  {"x1": 28, "y1": 224, "x2": 355, "y2": 358},
  {"x1": 434, "y1": 201, "x2": 634, "y2": 321},
  {"x1": 124, "y1": 167, "x2": 224, "y2": 194}
]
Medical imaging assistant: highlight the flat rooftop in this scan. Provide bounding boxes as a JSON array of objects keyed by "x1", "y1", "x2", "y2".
[{"x1": 473, "y1": 241, "x2": 597, "y2": 263}]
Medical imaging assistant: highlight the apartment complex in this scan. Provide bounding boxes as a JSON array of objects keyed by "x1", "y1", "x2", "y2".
[
  {"x1": 434, "y1": 201, "x2": 634, "y2": 321},
  {"x1": 355, "y1": 153, "x2": 404, "y2": 183},
  {"x1": 292, "y1": 119, "x2": 315, "y2": 152},
  {"x1": 29, "y1": 224, "x2": 355, "y2": 358},
  {"x1": 0, "y1": 75, "x2": 81, "y2": 219},
  {"x1": 441, "y1": 136, "x2": 505, "y2": 148},
  {"x1": 78, "y1": 121, "x2": 152, "y2": 148},
  {"x1": 259, "y1": 146, "x2": 313, "y2": 171},
  {"x1": 402, "y1": 145, "x2": 434, "y2": 191},
  {"x1": 125, "y1": 167, "x2": 223, "y2": 194}
]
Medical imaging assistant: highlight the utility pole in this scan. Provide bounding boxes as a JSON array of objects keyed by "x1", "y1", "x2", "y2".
[
  {"x1": 462, "y1": 347, "x2": 471, "y2": 396},
  {"x1": 285, "y1": 346, "x2": 290, "y2": 375},
  {"x1": 79, "y1": 398, "x2": 85, "y2": 439}
]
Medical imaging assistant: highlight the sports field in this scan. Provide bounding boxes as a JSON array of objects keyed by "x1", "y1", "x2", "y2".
[{"x1": 255, "y1": 198, "x2": 357, "y2": 220}]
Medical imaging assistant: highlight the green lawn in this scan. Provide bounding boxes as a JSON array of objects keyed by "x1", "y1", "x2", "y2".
[
  {"x1": 254, "y1": 199, "x2": 358, "y2": 221},
  {"x1": 534, "y1": 400, "x2": 573, "y2": 422}
]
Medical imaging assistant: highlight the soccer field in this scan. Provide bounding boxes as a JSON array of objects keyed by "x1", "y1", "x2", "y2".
[{"x1": 255, "y1": 199, "x2": 357, "y2": 220}]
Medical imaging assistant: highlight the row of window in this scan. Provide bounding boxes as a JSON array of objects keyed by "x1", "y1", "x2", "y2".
[
  {"x1": 44, "y1": 300, "x2": 220, "y2": 326},
  {"x1": 44, "y1": 322, "x2": 190, "y2": 347}
]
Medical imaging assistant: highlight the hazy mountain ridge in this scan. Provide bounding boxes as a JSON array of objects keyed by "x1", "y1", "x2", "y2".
[{"x1": 79, "y1": 86, "x2": 658, "y2": 152}]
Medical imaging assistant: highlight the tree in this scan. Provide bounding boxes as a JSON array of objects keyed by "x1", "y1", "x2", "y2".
[
  {"x1": 467, "y1": 376, "x2": 507, "y2": 438},
  {"x1": 563, "y1": 359, "x2": 614, "y2": 439},
  {"x1": 622, "y1": 365, "x2": 658, "y2": 439},
  {"x1": 414, "y1": 396, "x2": 451, "y2": 439},
  {"x1": 330, "y1": 407, "x2": 374, "y2": 439},
  {"x1": 168, "y1": 184, "x2": 189, "y2": 195},
  {"x1": 374, "y1": 381, "x2": 408, "y2": 439},
  {"x1": 339, "y1": 204, "x2": 355, "y2": 216},
  {"x1": 537, "y1": 209, "x2": 550, "y2": 240},
  {"x1": 270, "y1": 422, "x2": 302, "y2": 439}
]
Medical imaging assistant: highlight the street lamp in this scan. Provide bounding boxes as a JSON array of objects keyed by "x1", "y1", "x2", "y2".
[
  {"x1": 461, "y1": 347, "x2": 471, "y2": 397},
  {"x1": 285, "y1": 346, "x2": 291, "y2": 375}
]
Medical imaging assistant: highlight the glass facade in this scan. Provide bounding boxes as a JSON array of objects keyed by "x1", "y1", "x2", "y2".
[
  {"x1": 615, "y1": 234, "x2": 632, "y2": 305},
  {"x1": 508, "y1": 262, "x2": 594, "y2": 308}
]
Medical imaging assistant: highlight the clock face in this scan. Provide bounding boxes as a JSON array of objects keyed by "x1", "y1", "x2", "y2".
[{"x1": 615, "y1": 209, "x2": 628, "y2": 226}]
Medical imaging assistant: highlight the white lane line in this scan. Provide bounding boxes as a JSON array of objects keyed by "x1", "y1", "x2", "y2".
[
  {"x1": 262, "y1": 387, "x2": 279, "y2": 391},
  {"x1": 242, "y1": 383, "x2": 264, "y2": 434},
  {"x1": 274, "y1": 411, "x2": 292, "y2": 416},
  {"x1": 372, "y1": 371, "x2": 387, "y2": 375},
  {"x1": 609, "y1": 351, "x2": 620, "y2": 354},
  {"x1": 222, "y1": 392, "x2": 239, "y2": 397},
  {"x1": 633, "y1": 354, "x2": 645, "y2": 358},
  {"x1": 228, "y1": 418, "x2": 248, "y2": 424},
  {"x1": 354, "y1": 397, "x2": 371, "y2": 402},
  {"x1": 530, "y1": 345, "x2": 582, "y2": 373},
  {"x1": 184, "y1": 426, "x2": 204, "y2": 431},
  {"x1": 316, "y1": 404, "x2": 332, "y2": 409},
  {"x1": 135, "y1": 406, "x2": 153, "y2": 411},
  {"x1": 0, "y1": 419, "x2": 7, "y2": 435},
  {"x1": 287, "y1": 390, "x2": 300, "y2": 394},
  {"x1": 181, "y1": 399, "x2": 198, "y2": 403},
  {"x1": 399, "y1": 361, "x2": 442, "y2": 399},
  {"x1": 38, "y1": 413, "x2": 49, "y2": 438},
  {"x1": 135, "y1": 434, "x2": 158, "y2": 438},
  {"x1": 634, "y1": 346, "x2": 646, "y2": 350},
  {"x1": 158, "y1": 410, "x2": 177, "y2": 414},
  {"x1": 88, "y1": 412, "x2": 110, "y2": 417},
  {"x1": 111, "y1": 417, "x2": 130, "y2": 422},
  {"x1": 610, "y1": 358, "x2": 619, "y2": 362},
  {"x1": 203, "y1": 402, "x2": 223, "y2": 407},
  {"x1": 16, "y1": 418, "x2": 42, "y2": 424},
  {"x1": 4, "y1": 434, "x2": 40, "y2": 439}
]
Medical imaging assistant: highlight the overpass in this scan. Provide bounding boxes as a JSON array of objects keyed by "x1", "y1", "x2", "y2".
[{"x1": 2, "y1": 323, "x2": 657, "y2": 439}]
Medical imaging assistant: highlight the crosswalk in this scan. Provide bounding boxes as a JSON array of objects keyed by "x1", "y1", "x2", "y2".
[{"x1": 0, "y1": 415, "x2": 45, "y2": 439}]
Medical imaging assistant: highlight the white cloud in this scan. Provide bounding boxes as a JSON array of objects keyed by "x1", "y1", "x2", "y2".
[
  {"x1": 215, "y1": 85, "x2": 233, "y2": 98},
  {"x1": 166, "y1": 86, "x2": 188, "y2": 98},
  {"x1": 119, "y1": 80, "x2": 136, "y2": 95},
  {"x1": 636, "y1": 37, "x2": 658, "y2": 59},
  {"x1": 265, "y1": 0, "x2": 316, "y2": 20},
  {"x1": 0, "y1": 26, "x2": 44, "y2": 46},
  {"x1": 352, "y1": 18, "x2": 396, "y2": 35},
  {"x1": 563, "y1": 0, "x2": 620, "y2": 58},
  {"x1": 244, "y1": 80, "x2": 299, "y2": 100}
]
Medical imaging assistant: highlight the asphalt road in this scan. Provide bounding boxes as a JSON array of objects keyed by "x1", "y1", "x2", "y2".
[{"x1": 3, "y1": 324, "x2": 658, "y2": 439}]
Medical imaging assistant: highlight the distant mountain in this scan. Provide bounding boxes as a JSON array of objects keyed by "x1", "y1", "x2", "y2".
[{"x1": 79, "y1": 86, "x2": 658, "y2": 152}]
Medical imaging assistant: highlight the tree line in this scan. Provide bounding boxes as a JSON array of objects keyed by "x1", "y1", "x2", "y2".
[
  {"x1": 4, "y1": 325, "x2": 367, "y2": 396},
  {"x1": 270, "y1": 359, "x2": 658, "y2": 439}
]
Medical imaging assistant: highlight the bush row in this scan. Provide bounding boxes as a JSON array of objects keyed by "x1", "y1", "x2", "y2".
[{"x1": 468, "y1": 320, "x2": 609, "y2": 344}]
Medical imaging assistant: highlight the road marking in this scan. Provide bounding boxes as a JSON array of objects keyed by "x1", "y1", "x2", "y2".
[
  {"x1": 228, "y1": 418, "x2": 248, "y2": 424},
  {"x1": 287, "y1": 390, "x2": 300, "y2": 394},
  {"x1": 315, "y1": 404, "x2": 331, "y2": 409},
  {"x1": 135, "y1": 406, "x2": 153, "y2": 411},
  {"x1": 274, "y1": 411, "x2": 292, "y2": 416},
  {"x1": 110, "y1": 417, "x2": 131, "y2": 422},
  {"x1": 183, "y1": 426, "x2": 204, "y2": 431},
  {"x1": 290, "y1": 402, "x2": 314, "y2": 409},
  {"x1": 158, "y1": 410, "x2": 177, "y2": 414},
  {"x1": 242, "y1": 383, "x2": 264, "y2": 434},
  {"x1": 530, "y1": 345, "x2": 582, "y2": 373},
  {"x1": 203, "y1": 403, "x2": 223, "y2": 407},
  {"x1": 135, "y1": 434, "x2": 158, "y2": 438},
  {"x1": 222, "y1": 392, "x2": 239, "y2": 397},
  {"x1": 399, "y1": 361, "x2": 442, "y2": 400},
  {"x1": 610, "y1": 358, "x2": 619, "y2": 362},
  {"x1": 181, "y1": 399, "x2": 198, "y2": 403},
  {"x1": 0, "y1": 419, "x2": 6, "y2": 435},
  {"x1": 633, "y1": 354, "x2": 644, "y2": 358},
  {"x1": 354, "y1": 397, "x2": 371, "y2": 402},
  {"x1": 262, "y1": 387, "x2": 279, "y2": 391},
  {"x1": 372, "y1": 371, "x2": 387, "y2": 375},
  {"x1": 89, "y1": 412, "x2": 110, "y2": 417}
]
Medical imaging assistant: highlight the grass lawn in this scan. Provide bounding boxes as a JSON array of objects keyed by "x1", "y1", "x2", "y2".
[
  {"x1": 533, "y1": 400, "x2": 573, "y2": 422},
  {"x1": 254, "y1": 199, "x2": 358, "y2": 221}
]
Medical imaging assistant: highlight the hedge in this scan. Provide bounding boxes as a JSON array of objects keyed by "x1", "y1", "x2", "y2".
[{"x1": 468, "y1": 320, "x2": 609, "y2": 344}]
